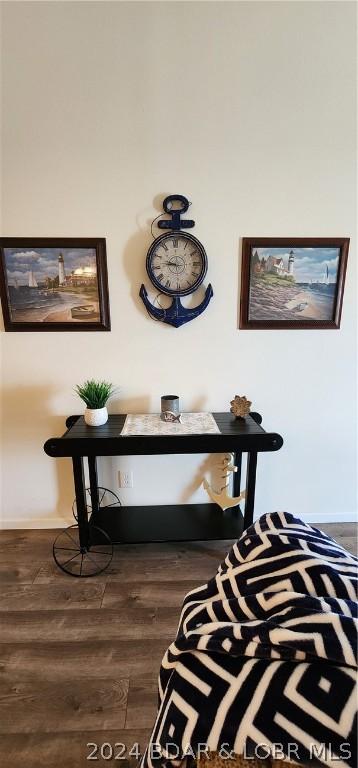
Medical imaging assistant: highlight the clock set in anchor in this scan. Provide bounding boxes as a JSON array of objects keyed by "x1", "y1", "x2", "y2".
[{"x1": 139, "y1": 195, "x2": 213, "y2": 327}]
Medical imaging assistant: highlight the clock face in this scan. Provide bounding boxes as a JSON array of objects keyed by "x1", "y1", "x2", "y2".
[{"x1": 146, "y1": 233, "x2": 207, "y2": 296}]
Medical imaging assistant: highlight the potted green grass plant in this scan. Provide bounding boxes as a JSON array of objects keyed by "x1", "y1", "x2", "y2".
[{"x1": 75, "y1": 379, "x2": 114, "y2": 426}]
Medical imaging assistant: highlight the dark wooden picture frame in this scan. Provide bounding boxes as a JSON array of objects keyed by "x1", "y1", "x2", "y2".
[
  {"x1": 239, "y1": 237, "x2": 349, "y2": 330},
  {"x1": 0, "y1": 238, "x2": 110, "y2": 331}
]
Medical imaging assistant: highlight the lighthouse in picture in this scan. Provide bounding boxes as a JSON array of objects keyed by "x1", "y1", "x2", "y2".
[
  {"x1": 58, "y1": 253, "x2": 66, "y2": 285},
  {"x1": 288, "y1": 250, "x2": 295, "y2": 275}
]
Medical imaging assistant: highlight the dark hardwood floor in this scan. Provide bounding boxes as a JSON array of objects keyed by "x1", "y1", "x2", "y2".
[{"x1": 0, "y1": 523, "x2": 356, "y2": 767}]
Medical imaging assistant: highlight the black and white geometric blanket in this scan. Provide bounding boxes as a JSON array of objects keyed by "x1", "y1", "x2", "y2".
[{"x1": 142, "y1": 512, "x2": 357, "y2": 768}]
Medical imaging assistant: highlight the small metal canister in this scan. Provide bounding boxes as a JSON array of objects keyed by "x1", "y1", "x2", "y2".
[{"x1": 161, "y1": 395, "x2": 180, "y2": 416}]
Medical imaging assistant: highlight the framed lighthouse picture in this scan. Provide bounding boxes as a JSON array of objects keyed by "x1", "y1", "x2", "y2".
[
  {"x1": 239, "y1": 237, "x2": 349, "y2": 330},
  {"x1": 0, "y1": 238, "x2": 110, "y2": 331}
]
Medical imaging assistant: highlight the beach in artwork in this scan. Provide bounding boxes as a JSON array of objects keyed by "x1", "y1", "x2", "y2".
[
  {"x1": 248, "y1": 247, "x2": 339, "y2": 322},
  {"x1": 5, "y1": 247, "x2": 100, "y2": 323}
]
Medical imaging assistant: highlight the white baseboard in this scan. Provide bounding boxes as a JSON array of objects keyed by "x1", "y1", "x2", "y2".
[
  {"x1": 307, "y1": 512, "x2": 358, "y2": 524},
  {"x1": 0, "y1": 517, "x2": 71, "y2": 530}
]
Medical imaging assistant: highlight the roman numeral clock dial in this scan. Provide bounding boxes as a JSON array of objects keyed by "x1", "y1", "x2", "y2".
[
  {"x1": 151, "y1": 236, "x2": 204, "y2": 294},
  {"x1": 139, "y1": 195, "x2": 214, "y2": 328}
]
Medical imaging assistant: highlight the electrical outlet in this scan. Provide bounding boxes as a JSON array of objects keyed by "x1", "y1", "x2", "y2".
[{"x1": 118, "y1": 470, "x2": 133, "y2": 488}]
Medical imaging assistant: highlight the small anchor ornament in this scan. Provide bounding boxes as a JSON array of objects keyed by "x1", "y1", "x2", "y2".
[
  {"x1": 203, "y1": 453, "x2": 246, "y2": 511},
  {"x1": 139, "y1": 195, "x2": 213, "y2": 328}
]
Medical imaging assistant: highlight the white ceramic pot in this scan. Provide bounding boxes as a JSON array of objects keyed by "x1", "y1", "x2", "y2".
[{"x1": 84, "y1": 406, "x2": 108, "y2": 427}]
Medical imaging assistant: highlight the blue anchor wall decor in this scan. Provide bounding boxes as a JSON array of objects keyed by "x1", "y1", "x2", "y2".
[{"x1": 139, "y1": 195, "x2": 213, "y2": 328}]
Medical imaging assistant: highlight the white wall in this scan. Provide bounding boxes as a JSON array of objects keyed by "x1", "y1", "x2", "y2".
[{"x1": 0, "y1": 1, "x2": 356, "y2": 528}]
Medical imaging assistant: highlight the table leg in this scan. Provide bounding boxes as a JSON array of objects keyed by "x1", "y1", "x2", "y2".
[
  {"x1": 88, "y1": 456, "x2": 100, "y2": 515},
  {"x1": 232, "y1": 452, "x2": 242, "y2": 497},
  {"x1": 244, "y1": 451, "x2": 257, "y2": 529},
  {"x1": 72, "y1": 457, "x2": 90, "y2": 549}
]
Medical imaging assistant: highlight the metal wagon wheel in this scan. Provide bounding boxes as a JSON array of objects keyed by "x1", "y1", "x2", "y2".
[
  {"x1": 53, "y1": 524, "x2": 113, "y2": 577},
  {"x1": 72, "y1": 486, "x2": 121, "y2": 521}
]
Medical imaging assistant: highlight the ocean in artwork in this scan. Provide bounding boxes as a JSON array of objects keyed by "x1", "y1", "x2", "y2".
[
  {"x1": 5, "y1": 247, "x2": 100, "y2": 322},
  {"x1": 248, "y1": 247, "x2": 339, "y2": 322}
]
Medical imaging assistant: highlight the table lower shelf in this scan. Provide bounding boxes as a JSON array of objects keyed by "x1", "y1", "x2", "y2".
[{"x1": 90, "y1": 503, "x2": 243, "y2": 544}]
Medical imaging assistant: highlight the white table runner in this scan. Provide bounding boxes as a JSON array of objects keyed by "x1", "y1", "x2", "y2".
[{"x1": 121, "y1": 412, "x2": 220, "y2": 436}]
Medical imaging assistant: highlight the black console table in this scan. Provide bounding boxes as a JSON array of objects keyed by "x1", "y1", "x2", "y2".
[{"x1": 44, "y1": 412, "x2": 283, "y2": 577}]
